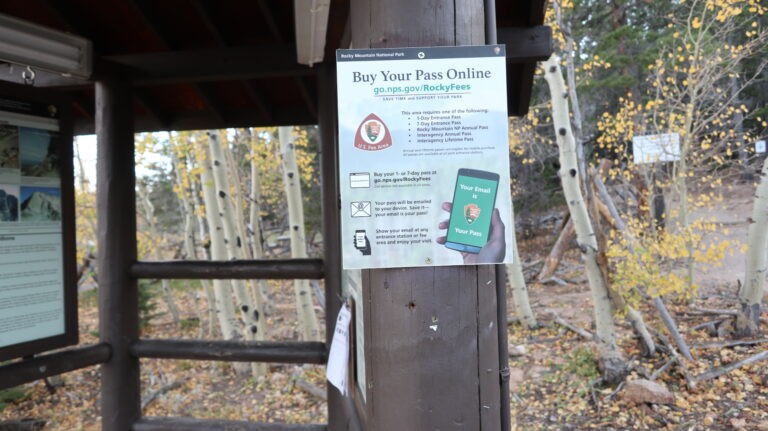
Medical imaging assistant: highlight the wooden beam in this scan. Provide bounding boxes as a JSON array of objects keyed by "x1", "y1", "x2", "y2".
[
  {"x1": 42, "y1": 0, "x2": 170, "y2": 123},
  {"x1": 97, "y1": 75, "x2": 140, "y2": 431},
  {"x1": 498, "y1": 26, "x2": 552, "y2": 63},
  {"x1": 253, "y1": 0, "x2": 317, "y2": 119},
  {"x1": 130, "y1": 259, "x2": 325, "y2": 280},
  {"x1": 129, "y1": 339, "x2": 327, "y2": 364},
  {"x1": 294, "y1": 77, "x2": 318, "y2": 120},
  {"x1": 0, "y1": 344, "x2": 111, "y2": 391},
  {"x1": 191, "y1": 0, "x2": 227, "y2": 46},
  {"x1": 73, "y1": 105, "x2": 317, "y2": 135},
  {"x1": 133, "y1": 417, "x2": 327, "y2": 431},
  {"x1": 187, "y1": 3, "x2": 274, "y2": 124},
  {"x1": 319, "y1": 62, "x2": 363, "y2": 431},
  {"x1": 128, "y1": 0, "x2": 228, "y2": 124},
  {"x1": 134, "y1": 90, "x2": 169, "y2": 128},
  {"x1": 243, "y1": 81, "x2": 274, "y2": 123},
  {"x1": 257, "y1": 0, "x2": 285, "y2": 43}
]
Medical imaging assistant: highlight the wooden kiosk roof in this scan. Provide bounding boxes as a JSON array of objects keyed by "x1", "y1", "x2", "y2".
[{"x1": 0, "y1": 0, "x2": 549, "y2": 135}]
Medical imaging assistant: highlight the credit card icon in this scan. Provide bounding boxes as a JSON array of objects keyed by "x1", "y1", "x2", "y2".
[{"x1": 350, "y1": 172, "x2": 371, "y2": 188}]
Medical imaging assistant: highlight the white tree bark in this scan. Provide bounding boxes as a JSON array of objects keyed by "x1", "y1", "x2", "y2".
[
  {"x1": 208, "y1": 131, "x2": 266, "y2": 376},
  {"x1": 506, "y1": 205, "x2": 537, "y2": 328},
  {"x1": 543, "y1": 56, "x2": 626, "y2": 382},
  {"x1": 198, "y1": 138, "x2": 242, "y2": 344},
  {"x1": 279, "y1": 126, "x2": 321, "y2": 342},
  {"x1": 223, "y1": 137, "x2": 271, "y2": 318},
  {"x1": 737, "y1": 156, "x2": 768, "y2": 337},
  {"x1": 247, "y1": 129, "x2": 274, "y2": 314}
]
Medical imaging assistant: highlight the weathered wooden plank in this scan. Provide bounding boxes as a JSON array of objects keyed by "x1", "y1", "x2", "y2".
[
  {"x1": 0, "y1": 344, "x2": 111, "y2": 391},
  {"x1": 97, "y1": 75, "x2": 140, "y2": 431},
  {"x1": 456, "y1": 0, "x2": 485, "y2": 46},
  {"x1": 132, "y1": 417, "x2": 326, "y2": 431},
  {"x1": 477, "y1": 265, "x2": 502, "y2": 430},
  {"x1": 129, "y1": 339, "x2": 327, "y2": 364},
  {"x1": 367, "y1": 0, "x2": 456, "y2": 48},
  {"x1": 130, "y1": 259, "x2": 324, "y2": 280},
  {"x1": 365, "y1": 266, "x2": 482, "y2": 430}
]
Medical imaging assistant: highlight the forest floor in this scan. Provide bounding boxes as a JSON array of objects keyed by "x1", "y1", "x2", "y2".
[
  {"x1": 509, "y1": 181, "x2": 768, "y2": 430},
  {"x1": 2, "y1": 183, "x2": 768, "y2": 430}
]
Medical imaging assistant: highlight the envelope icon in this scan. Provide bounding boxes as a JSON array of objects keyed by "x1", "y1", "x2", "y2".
[{"x1": 350, "y1": 201, "x2": 371, "y2": 217}]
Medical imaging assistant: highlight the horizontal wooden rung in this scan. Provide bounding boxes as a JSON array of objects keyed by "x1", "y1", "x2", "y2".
[
  {"x1": 0, "y1": 343, "x2": 112, "y2": 391},
  {"x1": 132, "y1": 417, "x2": 327, "y2": 431},
  {"x1": 129, "y1": 339, "x2": 327, "y2": 364},
  {"x1": 130, "y1": 259, "x2": 324, "y2": 280}
]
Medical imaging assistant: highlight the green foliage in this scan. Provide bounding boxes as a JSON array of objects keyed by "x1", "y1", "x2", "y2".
[
  {"x1": 139, "y1": 281, "x2": 164, "y2": 329},
  {"x1": 180, "y1": 318, "x2": 200, "y2": 331},
  {"x1": 0, "y1": 386, "x2": 29, "y2": 412},
  {"x1": 561, "y1": 347, "x2": 600, "y2": 379}
]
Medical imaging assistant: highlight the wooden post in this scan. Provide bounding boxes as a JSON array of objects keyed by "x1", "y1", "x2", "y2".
[
  {"x1": 319, "y1": 62, "x2": 365, "y2": 430},
  {"x1": 349, "y1": 1, "x2": 504, "y2": 429},
  {"x1": 97, "y1": 75, "x2": 141, "y2": 431}
]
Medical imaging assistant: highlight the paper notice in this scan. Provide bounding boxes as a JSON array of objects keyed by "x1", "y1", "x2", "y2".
[
  {"x1": 756, "y1": 140, "x2": 766, "y2": 154},
  {"x1": 326, "y1": 304, "x2": 352, "y2": 395}
]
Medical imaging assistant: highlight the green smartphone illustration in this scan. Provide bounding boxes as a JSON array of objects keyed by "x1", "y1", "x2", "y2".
[{"x1": 444, "y1": 168, "x2": 500, "y2": 254}]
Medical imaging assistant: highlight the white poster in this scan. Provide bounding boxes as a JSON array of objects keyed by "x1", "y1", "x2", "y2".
[
  {"x1": 336, "y1": 45, "x2": 514, "y2": 269},
  {"x1": 632, "y1": 133, "x2": 681, "y2": 164},
  {"x1": 0, "y1": 107, "x2": 65, "y2": 350},
  {"x1": 755, "y1": 140, "x2": 766, "y2": 154}
]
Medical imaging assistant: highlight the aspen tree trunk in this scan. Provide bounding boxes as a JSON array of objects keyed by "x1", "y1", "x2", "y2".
[
  {"x1": 543, "y1": 56, "x2": 626, "y2": 383},
  {"x1": 247, "y1": 129, "x2": 273, "y2": 314},
  {"x1": 553, "y1": 0, "x2": 587, "y2": 182},
  {"x1": 207, "y1": 131, "x2": 265, "y2": 376},
  {"x1": 137, "y1": 181, "x2": 181, "y2": 327},
  {"x1": 278, "y1": 126, "x2": 321, "y2": 342},
  {"x1": 222, "y1": 136, "x2": 269, "y2": 376},
  {"x1": 736, "y1": 156, "x2": 768, "y2": 337},
  {"x1": 191, "y1": 177, "x2": 218, "y2": 338},
  {"x1": 223, "y1": 138, "x2": 271, "y2": 319},
  {"x1": 168, "y1": 141, "x2": 217, "y2": 338},
  {"x1": 506, "y1": 205, "x2": 537, "y2": 328},
  {"x1": 198, "y1": 137, "x2": 244, "y2": 347}
]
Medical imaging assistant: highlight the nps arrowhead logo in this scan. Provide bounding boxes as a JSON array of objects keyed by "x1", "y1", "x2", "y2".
[
  {"x1": 464, "y1": 203, "x2": 481, "y2": 224},
  {"x1": 354, "y1": 114, "x2": 392, "y2": 151}
]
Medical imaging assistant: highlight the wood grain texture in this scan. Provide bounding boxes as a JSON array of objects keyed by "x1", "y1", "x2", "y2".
[
  {"x1": 96, "y1": 76, "x2": 140, "y2": 431},
  {"x1": 477, "y1": 264, "x2": 502, "y2": 430},
  {"x1": 366, "y1": 266, "x2": 482, "y2": 430}
]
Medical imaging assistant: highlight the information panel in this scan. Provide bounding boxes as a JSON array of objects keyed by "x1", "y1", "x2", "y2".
[
  {"x1": 632, "y1": 133, "x2": 681, "y2": 164},
  {"x1": 0, "y1": 83, "x2": 76, "y2": 361},
  {"x1": 337, "y1": 45, "x2": 514, "y2": 269}
]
